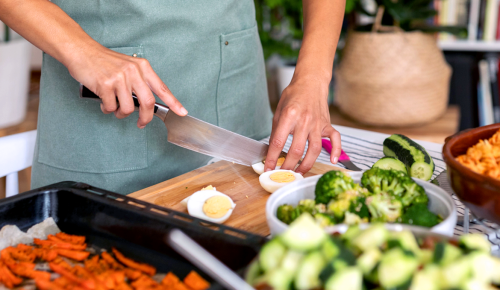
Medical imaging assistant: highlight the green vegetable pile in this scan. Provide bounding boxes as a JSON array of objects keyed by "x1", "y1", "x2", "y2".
[
  {"x1": 247, "y1": 214, "x2": 497, "y2": 290},
  {"x1": 276, "y1": 168, "x2": 441, "y2": 228}
]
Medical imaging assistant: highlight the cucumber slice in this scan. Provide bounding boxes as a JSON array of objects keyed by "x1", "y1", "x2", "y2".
[
  {"x1": 280, "y1": 213, "x2": 327, "y2": 251},
  {"x1": 295, "y1": 251, "x2": 326, "y2": 290},
  {"x1": 324, "y1": 267, "x2": 363, "y2": 290},
  {"x1": 383, "y1": 134, "x2": 435, "y2": 181},
  {"x1": 378, "y1": 248, "x2": 419, "y2": 289},
  {"x1": 259, "y1": 238, "x2": 286, "y2": 272},
  {"x1": 372, "y1": 157, "x2": 407, "y2": 174}
]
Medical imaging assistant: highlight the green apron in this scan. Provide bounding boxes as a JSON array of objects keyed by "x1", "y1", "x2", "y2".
[{"x1": 31, "y1": 0, "x2": 273, "y2": 194}]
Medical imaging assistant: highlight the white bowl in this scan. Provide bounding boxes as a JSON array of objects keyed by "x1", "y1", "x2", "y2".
[{"x1": 266, "y1": 171, "x2": 457, "y2": 237}]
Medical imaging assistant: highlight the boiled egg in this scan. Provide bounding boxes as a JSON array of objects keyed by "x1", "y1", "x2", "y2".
[
  {"x1": 259, "y1": 169, "x2": 304, "y2": 193},
  {"x1": 187, "y1": 190, "x2": 236, "y2": 224},
  {"x1": 180, "y1": 185, "x2": 216, "y2": 206},
  {"x1": 252, "y1": 156, "x2": 287, "y2": 175}
]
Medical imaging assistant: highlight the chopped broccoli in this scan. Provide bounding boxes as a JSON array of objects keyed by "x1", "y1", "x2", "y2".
[
  {"x1": 327, "y1": 190, "x2": 359, "y2": 219},
  {"x1": 315, "y1": 171, "x2": 356, "y2": 204},
  {"x1": 401, "y1": 203, "x2": 440, "y2": 227},
  {"x1": 314, "y1": 203, "x2": 327, "y2": 214},
  {"x1": 298, "y1": 199, "x2": 316, "y2": 212},
  {"x1": 314, "y1": 213, "x2": 336, "y2": 227},
  {"x1": 361, "y1": 168, "x2": 427, "y2": 207},
  {"x1": 277, "y1": 205, "x2": 296, "y2": 225},
  {"x1": 343, "y1": 212, "x2": 368, "y2": 225},
  {"x1": 365, "y1": 192, "x2": 403, "y2": 222},
  {"x1": 399, "y1": 175, "x2": 427, "y2": 206},
  {"x1": 348, "y1": 196, "x2": 370, "y2": 219}
]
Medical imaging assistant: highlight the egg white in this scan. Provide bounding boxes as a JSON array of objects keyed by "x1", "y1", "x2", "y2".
[
  {"x1": 187, "y1": 190, "x2": 236, "y2": 224},
  {"x1": 252, "y1": 162, "x2": 282, "y2": 175},
  {"x1": 259, "y1": 169, "x2": 304, "y2": 193}
]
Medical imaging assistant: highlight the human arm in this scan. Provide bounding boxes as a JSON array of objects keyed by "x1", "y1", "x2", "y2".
[
  {"x1": 0, "y1": 0, "x2": 187, "y2": 128},
  {"x1": 264, "y1": 0, "x2": 345, "y2": 174}
]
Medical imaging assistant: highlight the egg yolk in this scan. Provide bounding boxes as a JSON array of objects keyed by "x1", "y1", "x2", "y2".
[
  {"x1": 202, "y1": 196, "x2": 232, "y2": 218},
  {"x1": 270, "y1": 172, "x2": 296, "y2": 183},
  {"x1": 263, "y1": 156, "x2": 286, "y2": 166},
  {"x1": 201, "y1": 185, "x2": 215, "y2": 191}
]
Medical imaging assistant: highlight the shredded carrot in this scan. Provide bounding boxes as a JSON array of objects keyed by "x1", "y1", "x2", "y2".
[
  {"x1": 101, "y1": 252, "x2": 124, "y2": 270},
  {"x1": 49, "y1": 262, "x2": 96, "y2": 289},
  {"x1": 56, "y1": 249, "x2": 90, "y2": 261},
  {"x1": 55, "y1": 232, "x2": 86, "y2": 245},
  {"x1": 183, "y1": 270, "x2": 210, "y2": 290},
  {"x1": 112, "y1": 248, "x2": 156, "y2": 276},
  {"x1": 162, "y1": 272, "x2": 181, "y2": 285},
  {"x1": 115, "y1": 282, "x2": 134, "y2": 290},
  {"x1": 130, "y1": 275, "x2": 160, "y2": 288},
  {"x1": 35, "y1": 238, "x2": 87, "y2": 251},
  {"x1": 36, "y1": 278, "x2": 68, "y2": 290},
  {"x1": 0, "y1": 262, "x2": 23, "y2": 288}
]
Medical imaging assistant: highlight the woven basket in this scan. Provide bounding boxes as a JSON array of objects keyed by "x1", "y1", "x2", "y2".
[{"x1": 334, "y1": 29, "x2": 452, "y2": 127}]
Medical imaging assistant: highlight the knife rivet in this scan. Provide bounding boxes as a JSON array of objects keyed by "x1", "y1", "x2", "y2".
[
  {"x1": 225, "y1": 41, "x2": 229, "y2": 45},
  {"x1": 132, "y1": 53, "x2": 138, "y2": 57}
]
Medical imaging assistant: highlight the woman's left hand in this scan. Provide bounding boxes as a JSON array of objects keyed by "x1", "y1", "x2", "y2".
[{"x1": 264, "y1": 77, "x2": 342, "y2": 174}]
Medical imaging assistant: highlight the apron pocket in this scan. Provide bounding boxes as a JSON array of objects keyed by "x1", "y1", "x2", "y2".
[
  {"x1": 216, "y1": 24, "x2": 272, "y2": 139},
  {"x1": 38, "y1": 46, "x2": 149, "y2": 174}
]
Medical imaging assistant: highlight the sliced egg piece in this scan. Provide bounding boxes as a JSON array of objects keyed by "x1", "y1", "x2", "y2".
[
  {"x1": 259, "y1": 169, "x2": 304, "y2": 193},
  {"x1": 252, "y1": 156, "x2": 287, "y2": 175},
  {"x1": 187, "y1": 190, "x2": 236, "y2": 224},
  {"x1": 180, "y1": 185, "x2": 216, "y2": 206}
]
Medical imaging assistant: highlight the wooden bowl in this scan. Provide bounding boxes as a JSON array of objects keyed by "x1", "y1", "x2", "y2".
[{"x1": 442, "y1": 123, "x2": 500, "y2": 224}]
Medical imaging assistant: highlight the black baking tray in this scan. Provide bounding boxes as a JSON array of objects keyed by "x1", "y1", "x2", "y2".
[{"x1": 0, "y1": 181, "x2": 267, "y2": 289}]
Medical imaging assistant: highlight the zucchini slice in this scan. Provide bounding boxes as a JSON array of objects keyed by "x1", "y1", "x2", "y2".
[
  {"x1": 372, "y1": 157, "x2": 407, "y2": 174},
  {"x1": 383, "y1": 134, "x2": 435, "y2": 181}
]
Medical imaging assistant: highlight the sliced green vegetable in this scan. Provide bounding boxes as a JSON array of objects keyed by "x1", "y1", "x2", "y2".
[
  {"x1": 373, "y1": 157, "x2": 408, "y2": 174},
  {"x1": 383, "y1": 134, "x2": 435, "y2": 181}
]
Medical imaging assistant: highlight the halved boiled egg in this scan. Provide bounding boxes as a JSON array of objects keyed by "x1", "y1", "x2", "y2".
[
  {"x1": 259, "y1": 169, "x2": 304, "y2": 193},
  {"x1": 187, "y1": 190, "x2": 236, "y2": 224},
  {"x1": 252, "y1": 155, "x2": 287, "y2": 175}
]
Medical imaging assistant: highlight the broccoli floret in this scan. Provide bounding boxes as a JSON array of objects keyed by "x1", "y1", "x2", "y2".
[
  {"x1": 315, "y1": 171, "x2": 356, "y2": 204},
  {"x1": 314, "y1": 203, "x2": 327, "y2": 214},
  {"x1": 401, "y1": 203, "x2": 440, "y2": 227},
  {"x1": 366, "y1": 192, "x2": 403, "y2": 222},
  {"x1": 348, "y1": 196, "x2": 370, "y2": 219},
  {"x1": 298, "y1": 199, "x2": 316, "y2": 213},
  {"x1": 277, "y1": 205, "x2": 295, "y2": 225},
  {"x1": 362, "y1": 168, "x2": 427, "y2": 207},
  {"x1": 327, "y1": 190, "x2": 359, "y2": 219},
  {"x1": 399, "y1": 175, "x2": 427, "y2": 206},
  {"x1": 314, "y1": 213, "x2": 336, "y2": 227},
  {"x1": 343, "y1": 212, "x2": 368, "y2": 225}
]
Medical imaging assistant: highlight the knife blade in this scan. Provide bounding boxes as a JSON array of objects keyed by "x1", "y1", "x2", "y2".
[
  {"x1": 321, "y1": 139, "x2": 362, "y2": 171},
  {"x1": 80, "y1": 85, "x2": 269, "y2": 166}
]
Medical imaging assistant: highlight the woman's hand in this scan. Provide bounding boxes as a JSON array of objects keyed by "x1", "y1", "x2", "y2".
[
  {"x1": 68, "y1": 45, "x2": 187, "y2": 129},
  {"x1": 264, "y1": 77, "x2": 341, "y2": 174}
]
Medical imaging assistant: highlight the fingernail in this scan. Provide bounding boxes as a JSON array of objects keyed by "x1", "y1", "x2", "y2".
[
  {"x1": 333, "y1": 157, "x2": 338, "y2": 164},
  {"x1": 139, "y1": 125, "x2": 146, "y2": 129},
  {"x1": 180, "y1": 107, "x2": 188, "y2": 115},
  {"x1": 265, "y1": 168, "x2": 272, "y2": 172}
]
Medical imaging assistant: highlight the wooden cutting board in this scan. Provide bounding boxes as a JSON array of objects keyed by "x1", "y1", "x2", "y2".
[{"x1": 128, "y1": 161, "x2": 348, "y2": 236}]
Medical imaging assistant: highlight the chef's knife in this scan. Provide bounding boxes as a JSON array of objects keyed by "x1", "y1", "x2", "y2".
[
  {"x1": 80, "y1": 85, "x2": 269, "y2": 166},
  {"x1": 321, "y1": 139, "x2": 362, "y2": 171}
]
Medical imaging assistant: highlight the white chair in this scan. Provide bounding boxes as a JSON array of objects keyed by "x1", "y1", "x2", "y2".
[{"x1": 0, "y1": 130, "x2": 37, "y2": 197}]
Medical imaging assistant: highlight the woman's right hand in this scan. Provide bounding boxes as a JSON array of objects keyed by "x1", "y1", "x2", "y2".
[
  {"x1": 0, "y1": 0, "x2": 185, "y2": 129},
  {"x1": 67, "y1": 45, "x2": 188, "y2": 129}
]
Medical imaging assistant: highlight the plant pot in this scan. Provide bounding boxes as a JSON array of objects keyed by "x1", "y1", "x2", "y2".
[
  {"x1": 0, "y1": 38, "x2": 32, "y2": 129},
  {"x1": 334, "y1": 31, "x2": 451, "y2": 127}
]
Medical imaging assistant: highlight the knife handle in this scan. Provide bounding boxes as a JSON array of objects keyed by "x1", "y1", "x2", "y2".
[
  {"x1": 321, "y1": 139, "x2": 350, "y2": 161},
  {"x1": 79, "y1": 84, "x2": 170, "y2": 121}
]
